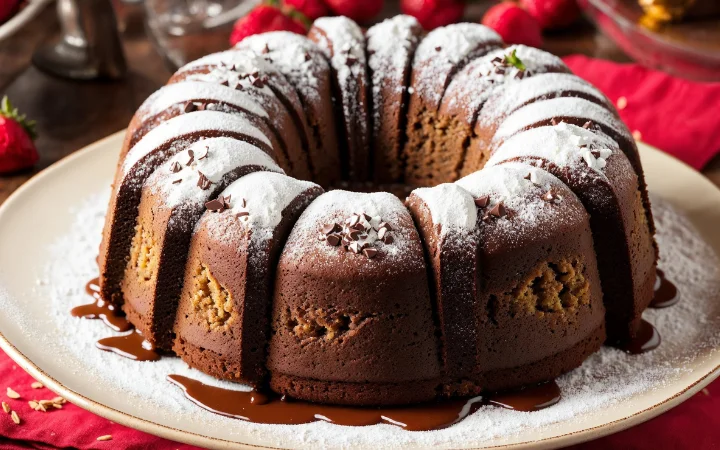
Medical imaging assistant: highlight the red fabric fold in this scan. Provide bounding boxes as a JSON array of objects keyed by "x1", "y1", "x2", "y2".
[{"x1": 563, "y1": 54, "x2": 720, "y2": 170}]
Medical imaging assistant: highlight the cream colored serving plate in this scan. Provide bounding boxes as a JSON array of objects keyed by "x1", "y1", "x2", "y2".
[{"x1": 0, "y1": 131, "x2": 718, "y2": 449}]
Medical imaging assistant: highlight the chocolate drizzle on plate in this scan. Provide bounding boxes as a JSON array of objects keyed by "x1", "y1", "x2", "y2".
[
  {"x1": 96, "y1": 330, "x2": 161, "y2": 362},
  {"x1": 615, "y1": 319, "x2": 661, "y2": 355},
  {"x1": 650, "y1": 269, "x2": 679, "y2": 309},
  {"x1": 70, "y1": 278, "x2": 132, "y2": 332},
  {"x1": 167, "y1": 375, "x2": 561, "y2": 431}
]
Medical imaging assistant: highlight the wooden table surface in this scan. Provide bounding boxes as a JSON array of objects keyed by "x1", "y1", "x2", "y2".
[{"x1": 1, "y1": 1, "x2": 719, "y2": 205}]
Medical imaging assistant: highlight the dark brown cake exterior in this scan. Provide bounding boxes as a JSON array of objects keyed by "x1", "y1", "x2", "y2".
[
  {"x1": 267, "y1": 191, "x2": 441, "y2": 405},
  {"x1": 487, "y1": 123, "x2": 656, "y2": 341},
  {"x1": 173, "y1": 173, "x2": 322, "y2": 386},
  {"x1": 120, "y1": 140, "x2": 282, "y2": 350},
  {"x1": 98, "y1": 111, "x2": 274, "y2": 307},
  {"x1": 367, "y1": 15, "x2": 424, "y2": 183},
  {"x1": 309, "y1": 16, "x2": 371, "y2": 181},
  {"x1": 455, "y1": 163, "x2": 606, "y2": 392},
  {"x1": 236, "y1": 32, "x2": 342, "y2": 186}
]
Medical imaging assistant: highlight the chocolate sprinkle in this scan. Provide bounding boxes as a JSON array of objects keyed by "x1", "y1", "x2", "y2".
[
  {"x1": 322, "y1": 223, "x2": 341, "y2": 235},
  {"x1": 220, "y1": 80, "x2": 229, "y2": 86},
  {"x1": 205, "y1": 199, "x2": 226, "y2": 212},
  {"x1": 186, "y1": 150, "x2": 195, "y2": 166},
  {"x1": 236, "y1": 211, "x2": 250, "y2": 219},
  {"x1": 488, "y1": 202, "x2": 506, "y2": 218},
  {"x1": 435, "y1": 46, "x2": 442, "y2": 52},
  {"x1": 363, "y1": 247, "x2": 378, "y2": 259},
  {"x1": 543, "y1": 189, "x2": 558, "y2": 202},
  {"x1": 172, "y1": 179, "x2": 182, "y2": 184},
  {"x1": 197, "y1": 172, "x2": 212, "y2": 190},
  {"x1": 262, "y1": 43, "x2": 270, "y2": 54},
  {"x1": 474, "y1": 195, "x2": 490, "y2": 208},
  {"x1": 304, "y1": 52, "x2": 311, "y2": 62}
]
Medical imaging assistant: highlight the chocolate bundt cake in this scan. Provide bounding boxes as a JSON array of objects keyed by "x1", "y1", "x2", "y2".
[{"x1": 98, "y1": 15, "x2": 657, "y2": 406}]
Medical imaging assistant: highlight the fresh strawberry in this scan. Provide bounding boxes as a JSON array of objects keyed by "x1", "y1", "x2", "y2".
[
  {"x1": 229, "y1": 3, "x2": 308, "y2": 47},
  {"x1": 481, "y1": 2, "x2": 543, "y2": 47},
  {"x1": 401, "y1": 0, "x2": 465, "y2": 30},
  {"x1": 0, "y1": 97, "x2": 38, "y2": 174},
  {"x1": 324, "y1": 0, "x2": 384, "y2": 23},
  {"x1": 0, "y1": 0, "x2": 21, "y2": 24},
  {"x1": 282, "y1": 0, "x2": 329, "y2": 21},
  {"x1": 520, "y1": 0, "x2": 581, "y2": 30}
]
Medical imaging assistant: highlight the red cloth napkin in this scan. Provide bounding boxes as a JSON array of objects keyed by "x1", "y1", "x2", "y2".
[
  {"x1": 563, "y1": 55, "x2": 720, "y2": 170},
  {"x1": 2, "y1": 56, "x2": 720, "y2": 449}
]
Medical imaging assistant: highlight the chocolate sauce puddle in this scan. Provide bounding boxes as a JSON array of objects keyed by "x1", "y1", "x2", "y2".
[
  {"x1": 650, "y1": 269, "x2": 679, "y2": 309},
  {"x1": 167, "y1": 375, "x2": 560, "y2": 430},
  {"x1": 71, "y1": 277, "x2": 132, "y2": 332},
  {"x1": 616, "y1": 319, "x2": 661, "y2": 355},
  {"x1": 97, "y1": 330, "x2": 161, "y2": 362}
]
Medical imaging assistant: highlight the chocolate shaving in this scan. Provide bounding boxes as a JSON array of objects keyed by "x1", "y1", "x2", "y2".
[
  {"x1": 205, "y1": 199, "x2": 226, "y2": 212},
  {"x1": 262, "y1": 43, "x2": 270, "y2": 54},
  {"x1": 220, "y1": 80, "x2": 229, "y2": 86},
  {"x1": 322, "y1": 223, "x2": 341, "y2": 235},
  {"x1": 488, "y1": 202, "x2": 506, "y2": 218},
  {"x1": 198, "y1": 146, "x2": 209, "y2": 160},
  {"x1": 377, "y1": 227, "x2": 387, "y2": 240},
  {"x1": 197, "y1": 172, "x2": 212, "y2": 190},
  {"x1": 382, "y1": 235, "x2": 393, "y2": 244},
  {"x1": 378, "y1": 221, "x2": 391, "y2": 231},
  {"x1": 172, "y1": 179, "x2": 182, "y2": 184},
  {"x1": 186, "y1": 150, "x2": 195, "y2": 166},
  {"x1": 170, "y1": 161, "x2": 182, "y2": 173},
  {"x1": 304, "y1": 52, "x2": 311, "y2": 62},
  {"x1": 543, "y1": 189, "x2": 558, "y2": 202},
  {"x1": 474, "y1": 195, "x2": 490, "y2": 208},
  {"x1": 184, "y1": 102, "x2": 198, "y2": 113},
  {"x1": 326, "y1": 234, "x2": 341, "y2": 246},
  {"x1": 346, "y1": 56, "x2": 357, "y2": 65},
  {"x1": 363, "y1": 247, "x2": 378, "y2": 259},
  {"x1": 236, "y1": 210, "x2": 250, "y2": 219},
  {"x1": 583, "y1": 121, "x2": 593, "y2": 129},
  {"x1": 435, "y1": 46, "x2": 442, "y2": 52}
]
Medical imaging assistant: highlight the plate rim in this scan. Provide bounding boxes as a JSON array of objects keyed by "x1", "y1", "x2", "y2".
[{"x1": 0, "y1": 131, "x2": 718, "y2": 450}]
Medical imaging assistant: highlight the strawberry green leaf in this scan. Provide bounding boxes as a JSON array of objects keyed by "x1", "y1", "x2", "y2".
[{"x1": 0, "y1": 96, "x2": 37, "y2": 140}]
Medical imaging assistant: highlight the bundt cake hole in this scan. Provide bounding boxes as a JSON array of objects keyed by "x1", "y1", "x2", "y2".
[
  {"x1": 191, "y1": 262, "x2": 234, "y2": 330},
  {"x1": 128, "y1": 222, "x2": 159, "y2": 285}
]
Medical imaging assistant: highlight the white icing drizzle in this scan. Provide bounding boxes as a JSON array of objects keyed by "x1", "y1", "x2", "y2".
[
  {"x1": 148, "y1": 137, "x2": 282, "y2": 207},
  {"x1": 412, "y1": 183, "x2": 477, "y2": 234},
  {"x1": 412, "y1": 23, "x2": 501, "y2": 106},
  {"x1": 137, "y1": 82, "x2": 268, "y2": 122},
  {"x1": 487, "y1": 123, "x2": 617, "y2": 179},
  {"x1": 456, "y1": 162, "x2": 584, "y2": 238},
  {"x1": 235, "y1": 32, "x2": 325, "y2": 103},
  {"x1": 495, "y1": 96, "x2": 633, "y2": 144},
  {"x1": 443, "y1": 45, "x2": 567, "y2": 123},
  {"x1": 122, "y1": 111, "x2": 271, "y2": 177},
  {"x1": 284, "y1": 190, "x2": 420, "y2": 264},
  {"x1": 212, "y1": 172, "x2": 318, "y2": 230},
  {"x1": 311, "y1": 16, "x2": 367, "y2": 125},
  {"x1": 481, "y1": 72, "x2": 610, "y2": 124}
]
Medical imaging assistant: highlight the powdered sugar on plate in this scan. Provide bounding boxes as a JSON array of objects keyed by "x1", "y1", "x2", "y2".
[{"x1": 9, "y1": 190, "x2": 720, "y2": 449}]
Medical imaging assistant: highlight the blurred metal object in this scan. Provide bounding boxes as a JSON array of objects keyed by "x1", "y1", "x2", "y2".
[{"x1": 32, "y1": 0, "x2": 127, "y2": 80}]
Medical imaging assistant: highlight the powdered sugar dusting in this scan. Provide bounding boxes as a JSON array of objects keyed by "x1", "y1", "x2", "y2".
[
  {"x1": 283, "y1": 190, "x2": 419, "y2": 266},
  {"x1": 481, "y1": 73, "x2": 610, "y2": 125},
  {"x1": 149, "y1": 137, "x2": 281, "y2": 207},
  {"x1": 2, "y1": 186, "x2": 711, "y2": 448},
  {"x1": 412, "y1": 183, "x2": 477, "y2": 234},
  {"x1": 496, "y1": 96, "x2": 634, "y2": 145},
  {"x1": 137, "y1": 82, "x2": 268, "y2": 123},
  {"x1": 235, "y1": 32, "x2": 325, "y2": 103},
  {"x1": 488, "y1": 123, "x2": 617, "y2": 179},
  {"x1": 367, "y1": 15, "x2": 421, "y2": 97},
  {"x1": 121, "y1": 111, "x2": 271, "y2": 177},
  {"x1": 206, "y1": 172, "x2": 318, "y2": 234},
  {"x1": 443, "y1": 45, "x2": 567, "y2": 123},
  {"x1": 412, "y1": 23, "x2": 501, "y2": 106},
  {"x1": 456, "y1": 163, "x2": 586, "y2": 242}
]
